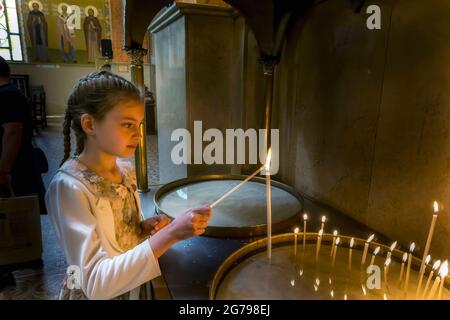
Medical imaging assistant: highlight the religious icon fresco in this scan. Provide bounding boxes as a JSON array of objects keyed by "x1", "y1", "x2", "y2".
[{"x1": 22, "y1": 0, "x2": 107, "y2": 64}]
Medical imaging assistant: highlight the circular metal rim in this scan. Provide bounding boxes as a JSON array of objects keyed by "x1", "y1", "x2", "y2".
[
  {"x1": 153, "y1": 174, "x2": 304, "y2": 238},
  {"x1": 209, "y1": 233, "x2": 436, "y2": 300}
]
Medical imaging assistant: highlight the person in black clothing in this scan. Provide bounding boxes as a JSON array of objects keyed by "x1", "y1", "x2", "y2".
[{"x1": 0, "y1": 56, "x2": 46, "y2": 289}]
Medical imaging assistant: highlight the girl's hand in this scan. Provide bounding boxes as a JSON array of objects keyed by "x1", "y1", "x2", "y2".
[
  {"x1": 168, "y1": 206, "x2": 212, "y2": 240},
  {"x1": 141, "y1": 214, "x2": 170, "y2": 237}
]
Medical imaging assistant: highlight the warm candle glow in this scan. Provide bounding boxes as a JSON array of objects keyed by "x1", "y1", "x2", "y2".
[
  {"x1": 367, "y1": 234, "x2": 375, "y2": 243},
  {"x1": 402, "y1": 252, "x2": 408, "y2": 263},
  {"x1": 385, "y1": 257, "x2": 391, "y2": 267},
  {"x1": 425, "y1": 255, "x2": 431, "y2": 265},
  {"x1": 389, "y1": 241, "x2": 397, "y2": 252},
  {"x1": 350, "y1": 238, "x2": 355, "y2": 248},
  {"x1": 336, "y1": 237, "x2": 341, "y2": 245},
  {"x1": 409, "y1": 242, "x2": 415, "y2": 252},
  {"x1": 321, "y1": 216, "x2": 327, "y2": 223},
  {"x1": 318, "y1": 229, "x2": 323, "y2": 237},
  {"x1": 439, "y1": 261, "x2": 449, "y2": 278},
  {"x1": 433, "y1": 260, "x2": 442, "y2": 271},
  {"x1": 303, "y1": 213, "x2": 308, "y2": 221},
  {"x1": 373, "y1": 246, "x2": 380, "y2": 256},
  {"x1": 433, "y1": 201, "x2": 439, "y2": 214},
  {"x1": 294, "y1": 227, "x2": 299, "y2": 234},
  {"x1": 333, "y1": 230, "x2": 338, "y2": 236}
]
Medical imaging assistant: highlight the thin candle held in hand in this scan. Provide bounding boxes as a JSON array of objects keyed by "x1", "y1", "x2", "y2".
[{"x1": 209, "y1": 165, "x2": 265, "y2": 208}]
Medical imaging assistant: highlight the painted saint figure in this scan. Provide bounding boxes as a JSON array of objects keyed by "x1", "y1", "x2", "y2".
[
  {"x1": 57, "y1": 4, "x2": 77, "y2": 63},
  {"x1": 27, "y1": 1, "x2": 48, "y2": 61},
  {"x1": 83, "y1": 7, "x2": 102, "y2": 64}
]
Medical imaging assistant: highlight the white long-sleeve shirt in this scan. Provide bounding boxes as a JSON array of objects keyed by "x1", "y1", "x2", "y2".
[{"x1": 45, "y1": 158, "x2": 161, "y2": 300}]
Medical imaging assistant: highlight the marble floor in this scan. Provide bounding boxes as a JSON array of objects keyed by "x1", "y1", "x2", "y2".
[{"x1": 0, "y1": 124, "x2": 160, "y2": 300}]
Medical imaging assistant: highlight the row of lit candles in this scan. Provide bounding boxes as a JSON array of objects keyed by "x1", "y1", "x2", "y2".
[{"x1": 291, "y1": 203, "x2": 449, "y2": 300}]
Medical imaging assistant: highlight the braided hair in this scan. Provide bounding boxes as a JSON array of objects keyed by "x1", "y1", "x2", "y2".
[{"x1": 60, "y1": 71, "x2": 142, "y2": 166}]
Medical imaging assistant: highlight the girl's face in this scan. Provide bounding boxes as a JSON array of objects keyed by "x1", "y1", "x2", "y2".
[{"x1": 90, "y1": 99, "x2": 145, "y2": 158}]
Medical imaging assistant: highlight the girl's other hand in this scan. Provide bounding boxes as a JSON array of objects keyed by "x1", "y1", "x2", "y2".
[{"x1": 141, "y1": 214, "x2": 170, "y2": 237}]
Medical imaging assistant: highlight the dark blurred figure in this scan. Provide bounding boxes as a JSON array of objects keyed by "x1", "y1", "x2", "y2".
[{"x1": 0, "y1": 56, "x2": 46, "y2": 289}]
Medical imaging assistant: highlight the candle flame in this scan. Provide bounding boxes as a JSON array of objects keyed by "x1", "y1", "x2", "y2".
[
  {"x1": 294, "y1": 227, "x2": 299, "y2": 234},
  {"x1": 333, "y1": 230, "x2": 338, "y2": 236},
  {"x1": 329, "y1": 277, "x2": 332, "y2": 285},
  {"x1": 433, "y1": 201, "x2": 439, "y2": 214},
  {"x1": 389, "y1": 241, "x2": 397, "y2": 252},
  {"x1": 373, "y1": 246, "x2": 380, "y2": 256},
  {"x1": 409, "y1": 242, "x2": 415, "y2": 253},
  {"x1": 318, "y1": 229, "x2": 323, "y2": 237},
  {"x1": 362, "y1": 285, "x2": 367, "y2": 296},
  {"x1": 303, "y1": 213, "x2": 308, "y2": 221},
  {"x1": 350, "y1": 238, "x2": 355, "y2": 248},
  {"x1": 321, "y1": 216, "x2": 327, "y2": 223},
  {"x1": 439, "y1": 261, "x2": 448, "y2": 278},
  {"x1": 433, "y1": 260, "x2": 441, "y2": 270},
  {"x1": 344, "y1": 294, "x2": 348, "y2": 300},
  {"x1": 265, "y1": 148, "x2": 272, "y2": 171},
  {"x1": 425, "y1": 255, "x2": 431, "y2": 265},
  {"x1": 384, "y1": 293, "x2": 388, "y2": 300},
  {"x1": 402, "y1": 252, "x2": 408, "y2": 262},
  {"x1": 385, "y1": 257, "x2": 391, "y2": 267},
  {"x1": 367, "y1": 234, "x2": 375, "y2": 243},
  {"x1": 314, "y1": 284, "x2": 318, "y2": 292},
  {"x1": 330, "y1": 290, "x2": 334, "y2": 298},
  {"x1": 290, "y1": 279, "x2": 295, "y2": 287},
  {"x1": 335, "y1": 237, "x2": 341, "y2": 246},
  {"x1": 299, "y1": 269, "x2": 303, "y2": 276},
  {"x1": 315, "y1": 278, "x2": 320, "y2": 286}
]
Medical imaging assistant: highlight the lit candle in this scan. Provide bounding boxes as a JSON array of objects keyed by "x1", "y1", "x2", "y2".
[
  {"x1": 302, "y1": 213, "x2": 308, "y2": 250},
  {"x1": 332, "y1": 237, "x2": 340, "y2": 268},
  {"x1": 417, "y1": 201, "x2": 440, "y2": 295},
  {"x1": 437, "y1": 260, "x2": 448, "y2": 300},
  {"x1": 348, "y1": 238, "x2": 355, "y2": 271},
  {"x1": 320, "y1": 216, "x2": 327, "y2": 231},
  {"x1": 330, "y1": 230, "x2": 338, "y2": 257},
  {"x1": 369, "y1": 246, "x2": 381, "y2": 267},
  {"x1": 427, "y1": 262, "x2": 446, "y2": 300},
  {"x1": 294, "y1": 227, "x2": 299, "y2": 257},
  {"x1": 403, "y1": 242, "x2": 415, "y2": 298},
  {"x1": 399, "y1": 252, "x2": 408, "y2": 283},
  {"x1": 361, "y1": 234, "x2": 375, "y2": 265},
  {"x1": 210, "y1": 164, "x2": 266, "y2": 208},
  {"x1": 265, "y1": 149, "x2": 272, "y2": 260},
  {"x1": 386, "y1": 241, "x2": 397, "y2": 260},
  {"x1": 315, "y1": 229, "x2": 324, "y2": 262},
  {"x1": 422, "y1": 260, "x2": 441, "y2": 298},
  {"x1": 416, "y1": 254, "x2": 431, "y2": 297}
]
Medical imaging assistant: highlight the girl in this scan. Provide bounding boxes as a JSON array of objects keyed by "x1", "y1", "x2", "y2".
[{"x1": 45, "y1": 71, "x2": 211, "y2": 300}]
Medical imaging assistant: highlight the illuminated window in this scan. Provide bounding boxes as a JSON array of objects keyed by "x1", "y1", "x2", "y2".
[{"x1": 0, "y1": 0, "x2": 24, "y2": 61}]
